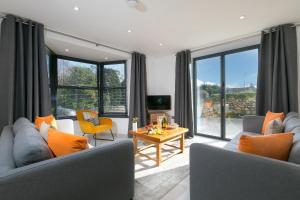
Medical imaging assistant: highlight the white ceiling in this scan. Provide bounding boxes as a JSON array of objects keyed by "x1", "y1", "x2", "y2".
[{"x1": 1, "y1": 0, "x2": 300, "y2": 59}]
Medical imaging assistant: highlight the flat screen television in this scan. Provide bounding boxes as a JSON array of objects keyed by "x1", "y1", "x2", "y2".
[{"x1": 147, "y1": 95, "x2": 171, "y2": 110}]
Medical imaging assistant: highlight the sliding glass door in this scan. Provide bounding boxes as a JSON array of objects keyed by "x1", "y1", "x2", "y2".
[
  {"x1": 194, "y1": 46, "x2": 259, "y2": 140},
  {"x1": 195, "y1": 56, "x2": 222, "y2": 138},
  {"x1": 225, "y1": 49, "x2": 258, "y2": 139}
]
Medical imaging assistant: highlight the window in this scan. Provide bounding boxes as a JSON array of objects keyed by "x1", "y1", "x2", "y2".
[
  {"x1": 101, "y1": 63, "x2": 127, "y2": 114},
  {"x1": 52, "y1": 57, "x2": 127, "y2": 118},
  {"x1": 194, "y1": 45, "x2": 259, "y2": 140}
]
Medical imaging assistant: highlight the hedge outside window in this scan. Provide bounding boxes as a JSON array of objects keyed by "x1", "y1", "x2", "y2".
[{"x1": 52, "y1": 57, "x2": 127, "y2": 118}]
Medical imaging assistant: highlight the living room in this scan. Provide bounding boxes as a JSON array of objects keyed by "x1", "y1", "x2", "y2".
[{"x1": 0, "y1": 0, "x2": 300, "y2": 200}]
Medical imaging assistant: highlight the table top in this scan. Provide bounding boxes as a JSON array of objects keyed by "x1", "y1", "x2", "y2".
[{"x1": 129, "y1": 127, "x2": 189, "y2": 143}]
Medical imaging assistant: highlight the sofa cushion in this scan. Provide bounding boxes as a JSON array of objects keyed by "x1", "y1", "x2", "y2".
[
  {"x1": 13, "y1": 123, "x2": 53, "y2": 167},
  {"x1": 265, "y1": 119, "x2": 284, "y2": 134},
  {"x1": 35, "y1": 115, "x2": 57, "y2": 129},
  {"x1": 283, "y1": 112, "x2": 300, "y2": 124},
  {"x1": 284, "y1": 117, "x2": 300, "y2": 133},
  {"x1": 0, "y1": 126, "x2": 16, "y2": 174},
  {"x1": 262, "y1": 111, "x2": 285, "y2": 134},
  {"x1": 225, "y1": 132, "x2": 259, "y2": 151},
  {"x1": 48, "y1": 128, "x2": 88, "y2": 157},
  {"x1": 289, "y1": 140, "x2": 300, "y2": 164},
  {"x1": 13, "y1": 117, "x2": 33, "y2": 134},
  {"x1": 238, "y1": 133, "x2": 294, "y2": 161}
]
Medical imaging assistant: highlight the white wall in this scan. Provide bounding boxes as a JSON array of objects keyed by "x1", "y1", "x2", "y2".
[{"x1": 147, "y1": 55, "x2": 176, "y2": 117}]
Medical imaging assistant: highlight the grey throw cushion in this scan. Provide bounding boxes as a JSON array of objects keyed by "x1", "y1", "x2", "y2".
[
  {"x1": 13, "y1": 117, "x2": 33, "y2": 135},
  {"x1": 289, "y1": 140, "x2": 300, "y2": 164},
  {"x1": 284, "y1": 117, "x2": 300, "y2": 133},
  {"x1": 13, "y1": 123, "x2": 53, "y2": 167},
  {"x1": 0, "y1": 126, "x2": 16, "y2": 174},
  {"x1": 265, "y1": 119, "x2": 284, "y2": 134},
  {"x1": 284, "y1": 112, "x2": 300, "y2": 123},
  {"x1": 88, "y1": 118, "x2": 100, "y2": 126}
]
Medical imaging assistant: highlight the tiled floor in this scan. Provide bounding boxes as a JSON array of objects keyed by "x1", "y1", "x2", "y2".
[{"x1": 88, "y1": 133, "x2": 227, "y2": 200}]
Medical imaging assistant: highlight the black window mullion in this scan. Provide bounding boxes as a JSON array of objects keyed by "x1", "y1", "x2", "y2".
[
  {"x1": 220, "y1": 53, "x2": 226, "y2": 140},
  {"x1": 99, "y1": 64, "x2": 104, "y2": 115}
]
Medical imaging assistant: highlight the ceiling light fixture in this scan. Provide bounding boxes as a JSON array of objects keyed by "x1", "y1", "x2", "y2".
[
  {"x1": 74, "y1": 6, "x2": 79, "y2": 11},
  {"x1": 65, "y1": 49, "x2": 69, "y2": 52},
  {"x1": 159, "y1": 43, "x2": 163, "y2": 46},
  {"x1": 105, "y1": 57, "x2": 108, "y2": 60},
  {"x1": 128, "y1": 29, "x2": 132, "y2": 33},
  {"x1": 239, "y1": 15, "x2": 246, "y2": 20},
  {"x1": 128, "y1": 0, "x2": 138, "y2": 8}
]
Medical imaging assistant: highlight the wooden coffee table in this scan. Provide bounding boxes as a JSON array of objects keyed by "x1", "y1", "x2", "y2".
[{"x1": 129, "y1": 127, "x2": 189, "y2": 166}]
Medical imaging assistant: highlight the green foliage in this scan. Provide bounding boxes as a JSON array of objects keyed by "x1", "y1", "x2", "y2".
[
  {"x1": 200, "y1": 84, "x2": 220, "y2": 96},
  {"x1": 57, "y1": 64, "x2": 125, "y2": 114}
]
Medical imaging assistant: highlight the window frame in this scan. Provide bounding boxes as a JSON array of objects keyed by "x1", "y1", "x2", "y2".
[
  {"x1": 100, "y1": 60, "x2": 128, "y2": 117},
  {"x1": 51, "y1": 55, "x2": 128, "y2": 119},
  {"x1": 193, "y1": 44, "x2": 260, "y2": 140}
]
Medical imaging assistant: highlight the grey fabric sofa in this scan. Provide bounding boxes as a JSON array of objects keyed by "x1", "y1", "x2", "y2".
[
  {"x1": 190, "y1": 112, "x2": 300, "y2": 200},
  {"x1": 0, "y1": 122, "x2": 134, "y2": 200}
]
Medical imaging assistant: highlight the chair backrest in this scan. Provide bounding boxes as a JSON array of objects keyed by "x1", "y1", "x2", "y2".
[{"x1": 76, "y1": 110, "x2": 98, "y2": 121}]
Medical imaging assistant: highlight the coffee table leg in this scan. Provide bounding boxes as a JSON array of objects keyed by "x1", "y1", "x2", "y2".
[
  {"x1": 180, "y1": 134, "x2": 185, "y2": 153},
  {"x1": 133, "y1": 135, "x2": 138, "y2": 154},
  {"x1": 156, "y1": 144, "x2": 161, "y2": 166}
]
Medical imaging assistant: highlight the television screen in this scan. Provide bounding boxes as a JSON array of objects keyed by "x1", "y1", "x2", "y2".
[{"x1": 147, "y1": 95, "x2": 171, "y2": 110}]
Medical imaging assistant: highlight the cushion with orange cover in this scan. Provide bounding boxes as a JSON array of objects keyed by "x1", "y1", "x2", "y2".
[
  {"x1": 238, "y1": 133, "x2": 294, "y2": 161},
  {"x1": 35, "y1": 115, "x2": 57, "y2": 129},
  {"x1": 48, "y1": 128, "x2": 88, "y2": 157},
  {"x1": 262, "y1": 111, "x2": 285, "y2": 134}
]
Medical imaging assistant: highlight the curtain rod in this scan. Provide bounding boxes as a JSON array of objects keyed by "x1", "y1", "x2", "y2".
[
  {"x1": 191, "y1": 23, "x2": 300, "y2": 53},
  {"x1": 0, "y1": 14, "x2": 132, "y2": 55}
]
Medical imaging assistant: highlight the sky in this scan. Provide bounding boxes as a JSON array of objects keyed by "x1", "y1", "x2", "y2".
[{"x1": 196, "y1": 49, "x2": 258, "y2": 88}]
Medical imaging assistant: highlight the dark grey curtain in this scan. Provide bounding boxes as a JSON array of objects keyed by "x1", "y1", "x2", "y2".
[
  {"x1": 256, "y1": 24, "x2": 298, "y2": 115},
  {"x1": 175, "y1": 50, "x2": 193, "y2": 137},
  {"x1": 128, "y1": 52, "x2": 148, "y2": 132},
  {"x1": 0, "y1": 15, "x2": 51, "y2": 131}
]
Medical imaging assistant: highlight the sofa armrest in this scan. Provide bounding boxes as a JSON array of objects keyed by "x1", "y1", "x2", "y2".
[
  {"x1": 190, "y1": 143, "x2": 300, "y2": 200},
  {"x1": 0, "y1": 140, "x2": 134, "y2": 200},
  {"x1": 56, "y1": 119, "x2": 74, "y2": 134},
  {"x1": 243, "y1": 115, "x2": 265, "y2": 133}
]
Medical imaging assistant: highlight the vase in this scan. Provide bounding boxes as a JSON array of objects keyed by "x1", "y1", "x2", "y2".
[{"x1": 132, "y1": 122, "x2": 138, "y2": 131}]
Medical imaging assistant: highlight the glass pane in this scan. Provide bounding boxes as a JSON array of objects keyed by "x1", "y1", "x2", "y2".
[
  {"x1": 225, "y1": 49, "x2": 258, "y2": 139},
  {"x1": 56, "y1": 88, "x2": 98, "y2": 118},
  {"x1": 195, "y1": 56, "x2": 221, "y2": 137},
  {"x1": 57, "y1": 59, "x2": 97, "y2": 87},
  {"x1": 103, "y1": 63, "x2": 125, "y2": 87},
  {"x1": 103, "y1": 88, "x2": 126, "y2": 113},
  {"x1": 46, "y1": 53, "x2": 50, "y2": 84}
]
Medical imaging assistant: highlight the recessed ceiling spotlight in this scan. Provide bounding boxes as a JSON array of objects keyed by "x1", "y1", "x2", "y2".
[
  {"x1": 239, "y1": 15, "x2": 246, "y2": 20},
  {"x1": 74, "y1": 6, "x2": 79, "y2": 11},
  {"x1": 159, "y1": 43, "x2": 163, "y2": 46},
  {"x1": 105, "y1": 57, "x2": 108, "y2": 60},
  {"x1": 65, "y1": 49, "x2": 69, "y2": 52},
  {"x1": 128, "y1": 29, "x2": 132, "y2": 33},
  {"x1": 128, "y1": 0, "x2": 138, "y2": 8}
]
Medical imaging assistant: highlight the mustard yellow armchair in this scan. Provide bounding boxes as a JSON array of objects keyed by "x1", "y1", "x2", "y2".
[{"x1": 76, "y1": 110, "x2": 114, "y2": 146}]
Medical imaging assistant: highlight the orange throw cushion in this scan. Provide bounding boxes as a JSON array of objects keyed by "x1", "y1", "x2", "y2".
[
  {"x1": 238, "y1": 133, "x2": 294, "y2": 161},
  {"x1": 35, "y1": 115, "x2": 57, "y2": 129},
  {"x1": 262, "y1": 111, "x2": 285, "y2": 134},
  {"x1": 48, "y1": 128, "x2": 88, "y2": 157}
]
